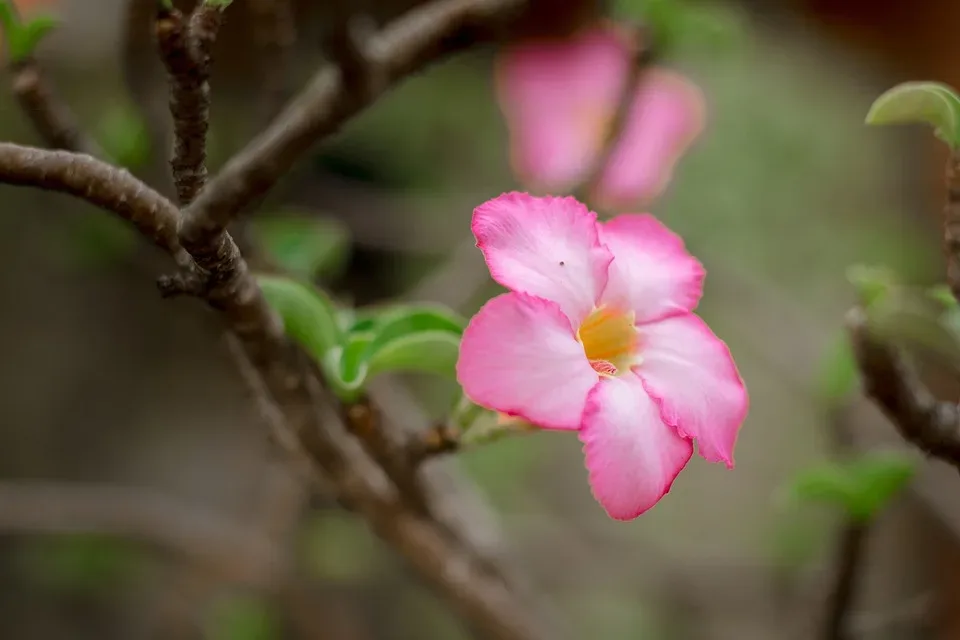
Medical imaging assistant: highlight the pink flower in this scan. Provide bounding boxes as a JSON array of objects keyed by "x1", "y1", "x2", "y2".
[
  {"x1": 495, "y1": 23, "x2": 706, "y2": 210},
  {"x1": 456, "y1": 193, "x2": 747, "y2": 520}
]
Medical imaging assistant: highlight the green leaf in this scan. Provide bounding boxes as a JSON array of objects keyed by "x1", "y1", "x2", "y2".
[
  {"x1": 612, "y1": 0, "x2": 742, "y2": 54},
  {"x1": 256, "y1": 275, "x2": 342, "y2": 372},
  {"x1": 845, "y1": 451, "x2": 916, "y2": 521},
  {"x1": 788, "y1": 462, "x2": 854, "y2": 508},
  {"x1": 207, "y1": 594, "x2": 279, "y2": 640},
  {"x1": 866, "y1": 81, "x2": 960, "y2": 148},
  {"x1": 846, "y1": 264, "x2": 897, "y2": 308},
  {"x1": 928, "y1": 284, "x2": 958, "y2": 309},
  {"x1": 331, "y1": 305, "x2": 465, "y2": 401},
  {"x1": 867, "y1": 292, "x2": 960, "y2": 368},
  {"x1": 815, "y1": 332, "x2": 859, "y2": 406},
  {"x1": 251, "y1": 215, "x2": 350, "y2": 282},
  {"x1": 16, "y1": 14, "x2": 56, "y2": 59},
  {"x1": 0, "y1": 1, "x2": 58, "y2": 64}
]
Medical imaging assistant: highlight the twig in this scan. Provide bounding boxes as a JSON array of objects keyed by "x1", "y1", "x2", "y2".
[
  {"x1": 846, "y1": 307, "x2": 960, "y2": 469},
  {"x1": 156, "y1": 3, "x2": 220, "y2": 206},
  {"x1": 0, "y1": 142, "x2": 190, "y2": 267},
  {"x1": 821, "y1": 522, "x2": 868, "y2": 640},
  {"x1": 573, "y1": 22, "x2": 651, "y2": 204},
  {"x1": 945, "y1": 150, "x2": 960, "y2": 302},
  {"x1": 9, "y1": 58, "x2": 103, "y2": 155},
  {"x1": 406, "y1": 423, "x2": 462, "y2": 464},
  {"x1": 0, "y1": 481, "x2": 280, "y2": 587},
  {"x1": 180, "y1": 0, "x2": 526, "y2": 255}
]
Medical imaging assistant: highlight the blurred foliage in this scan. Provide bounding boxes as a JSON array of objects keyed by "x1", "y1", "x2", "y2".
[
  {"x1": 16, "y1": 534, "x2": 145, "y2": 593},
  {"x1": 611, "y1": 0, "x2": 744, "y2": 54},
  {"x1": 786, "y1": 451, "x2": 917, "y2": 522},
  {"x1": 300, "y1": 512, "x2": 383, "y2": 582},
  {"x1": 866, "y1": 81, "x2": 960, "y2": 150},
  {"x1": 815, "y1": 332, "x2": 859, "y2": 407},
  {"x1": 55, "y1": 212, "x2": 137, "y2": 269},
  {"x1": 250, "y1": 213, "x2": 351, "y2": 283},
  {"x1": 94, "y1": 102, "x2": 151, "y2": 170},
  {"x1": 207, "y1": 593, "x2": 280, "y2": 640},
  {"x1": 0, "y1": 0, "x2": 57, "y2": 64}
]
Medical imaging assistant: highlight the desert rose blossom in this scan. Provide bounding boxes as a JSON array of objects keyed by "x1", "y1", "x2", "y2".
[
  {"x1": 496, "y1": 23, "x2": 706, "y2": 211},
  {"x1": 456, "y1": 193, "x2": 747, "y2": 520}
]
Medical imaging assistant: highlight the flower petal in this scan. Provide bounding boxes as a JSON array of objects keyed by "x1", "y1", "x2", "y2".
[
  {"x1": 495, "y1": 26, "x2": 631, "y2": 191},
  {"x1": 473, "y1": 192, "x2": 613, "y2": 324},
  {"x1": 456, "y1": 292, "x2": 599, "y2": 430},
  {"x1": 593, "y1": 69, "x2": 707, "y2": 210},
  {"x1": 637, "y1": 314, "x2": 748, "y2": 467},
  {"x1": 598, "y1": 214, "x2": 704, "y2": 323},
  {"x1": 579, "y1": 373, "x2": 693, "y2": 520}
]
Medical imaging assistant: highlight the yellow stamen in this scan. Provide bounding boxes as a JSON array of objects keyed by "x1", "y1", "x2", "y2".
[{"x1": 578, "y1": 306, "x2": 638, "y2": 374}]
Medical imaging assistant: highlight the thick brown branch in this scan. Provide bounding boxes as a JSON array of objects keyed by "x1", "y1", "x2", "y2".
[
  {"x1": 846, "y1": 308, "x2": 960, "y2": 468},
  {"x1": 180, "y1": 0, "x2": 526, "y2": 253},
  {"x1": 156, "y1": 5, "x2": 215, "y2": 206},
  {"x1": 0, "y1": 142, "x2": 190, "y2": 266},
  {"x1": 0, "y1": 481, "x2": 280, "y2": 586},
  {"x1": 10, "y1": 59, "x2": 103, "y2": 155}
]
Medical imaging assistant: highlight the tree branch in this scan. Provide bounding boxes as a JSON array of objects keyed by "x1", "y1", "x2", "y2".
[
  {"x1": 0, "y1": 142, "x2": 190, "y2": 267},
  {"x1": 846, "y1": 307, "x2": 960, "y2": 468},
  {"x1": 0, "y1": 481, "x2": 280, "y2": 587},
  {"x1": 9, "y1": 58, "x2": 103, "y2": 155},
  {"x1": 179, "y1": 0, "x2": 526, "y2": 254},
  {"x1": 156, "y1": 3, "x2": 221, "y2": 206}
]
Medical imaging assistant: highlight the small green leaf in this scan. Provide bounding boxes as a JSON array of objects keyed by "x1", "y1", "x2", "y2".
[
  {"x1": 256, "y1": 275, "x2": 342, "y2": 372},
  {"x1": 330, "y1": 305, "x2": 464, "y2": 401},
  {"x1": 928, "y1": 284, "x2": 958, "y2": 309},
  {"x1": 846, "y1": 264, "x2": 897, "y2": 308},
  {"x1": 367, "y1": 330, "x2": 461, "y2": 379},
  {"x1": 16, "y1": 14, "x2": 56, "y2": 58},
  {"x1": 207, "y1": 594, "x2": 279, "y2": 640},
  {"x1": 251, "y1": 214, "x2": 350, "y2": 282},
  {"x1": 0, "y1": 0, "x2": 58, "y2": 64},
  {"x1": 845, "y1": 451, "x2": 916, "y2": 521},
  {"x1": 788, "y1": 462, "x2": 854, "y2": 508},
  {"x1": 867, "y1": 292, "x2": 960, "y2": 368},
  {"x1": 815, "y1": 332, "x2": 859, "y2": 406},
  {"x1": 866, "y1": 81, "x2": 960, "y2": 148}
]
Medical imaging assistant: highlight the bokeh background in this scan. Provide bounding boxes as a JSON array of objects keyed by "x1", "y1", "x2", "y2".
[{"x1": 1, "y1": 0, "x2": 957, "y2": 638}]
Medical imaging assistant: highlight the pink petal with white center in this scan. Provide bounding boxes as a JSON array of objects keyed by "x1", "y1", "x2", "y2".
[
  {"x1": 495, "y1": 25, "x2": 631, "y2": 191},
  {"x1": 579, "y1": 373, "x2": 693, "y2": 521},
  {"x1": 598, "y1": 214, "x2": 704, "y2": 323},
  {"x1": 593, "y1": 69, "x2": 707, "y2": 210},
  {"x1": 473, "y1": 192, "x2": 612, "y2": 325},
  {"x1": 637, "y1": 314, "x2": 748, "y2": 467},
  {"x1": 456, "y1": 292, "x2": 599, "y2": 431}
]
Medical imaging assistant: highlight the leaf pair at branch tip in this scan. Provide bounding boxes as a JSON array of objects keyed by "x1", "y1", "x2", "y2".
[
  {"x1": 0, "y1": 0, "x2": 58, "y2": 64},
  {"x1": 866, "y1": 81, "x2": 960, "y2": 149},
  {"x1": 257, "y1": 274, "x2": 466, "y2": 403}
]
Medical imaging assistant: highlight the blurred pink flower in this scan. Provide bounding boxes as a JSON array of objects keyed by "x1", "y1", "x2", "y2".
[
  {"x1": 495, "y1": 24, "x2": 706, "y2": 210},
  {"x1": 456, "y1": 193, "x2": 747, "y2": 520}
]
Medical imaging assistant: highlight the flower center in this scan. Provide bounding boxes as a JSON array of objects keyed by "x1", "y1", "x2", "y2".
[{"x1": 577, "y1": 306, "x2": 639, "y2": 376}]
